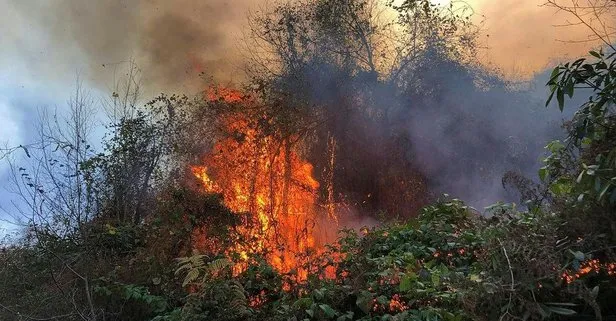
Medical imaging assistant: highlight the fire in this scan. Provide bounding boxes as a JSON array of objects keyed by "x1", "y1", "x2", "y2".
[
  {"x1": 561, "y1": 258, "x2": 616, "y2": 284},
  {"x1": 191, "y1": 87, "x2": 335, "y2": 279}
]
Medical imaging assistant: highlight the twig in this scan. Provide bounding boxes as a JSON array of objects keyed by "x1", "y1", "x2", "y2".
[
  {"x1": 498, "y1": 238, "x2": 515, "y2": 321},
  {"x1": 0, "y1": 302, "x2": 76, "y2": 321}
]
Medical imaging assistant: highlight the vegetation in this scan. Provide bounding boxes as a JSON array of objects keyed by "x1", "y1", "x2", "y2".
[{"x1": 1, "y1": 0, "x2": 616, "y2": 320}]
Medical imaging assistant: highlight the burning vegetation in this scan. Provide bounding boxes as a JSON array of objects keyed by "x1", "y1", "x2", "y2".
[
  {"x1": 3, "y1": 1, "x2": 616, "y2": 321},
  {"x1": 189, "y1": 88, "x2": 339, "y2": 279}
]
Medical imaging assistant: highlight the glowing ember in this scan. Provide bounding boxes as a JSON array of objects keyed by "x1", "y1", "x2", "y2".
[{"x1": 561, "y1": 258, "x2": 616, "y2": 284}]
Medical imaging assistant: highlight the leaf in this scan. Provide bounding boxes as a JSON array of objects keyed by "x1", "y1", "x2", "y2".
[
  {"x1": 557, "y1": 87, "x2": 565, "y2": 111},
  {"x1": 183, "y1": 269, "x2": 199, "y2": 287},
  {"x1": 400, "y1": 275, "x2": 412, "y2": 292},
  {"x1": 545, "y1": 302, "x2": 577, "y2": 307},
  {"x1": 293, "y1": 297, "x2": 313, "y2": 310},
  {"x1": 566, "y1": 79, "x2": 575, "y2": 98},
  {"x1": 306, "y1": 308, "x2": 314, "y2": 318},
  {"x1": 356, "y1": 291, "x2": 373, "y2": 314},
  {"x1": 598, "y1": 181, "x2": 612, "y2": 201},
  {"x1": 591, "y1": 286, "x2": 599, "y2": 298},
  {"x1": 337, "y1": 312, "x2": 354, "y2": 321},
  {"x1": 569, "y1": 250, "x2": 585, "y2": 261},
  {"x1": 431, "y1": 272, "x2": 440, "y2": 286},
  {"x1": 376, "y1": 295, "x2": 389, "y2": 305},
  {"x1": 548, "y1": 66, "x2": 561, "y2": 84},
  {"x1": 319, "y1": 304, "x2": 336, "y2": 318},
  {"x1": 19, "y1": 145, "x2": 31, "y2": 158},
  {"x1": 547, "y1": 306, "x2": 577, "y2": 316},
  {"x1": 546, "y1": 89, "x2": 556, "y2": 107},
  {"x1": 538, "y1": 167, "x2": 548, "y2": 181},
  {"x1": 590, "y1": 50, "x2": 601, "y2": 58},
  {"x1": 313, "y1": 288, "x2": 325, "y2": 300},
  {"x1": 546, "y1": 140, "x2": 565, "y2": 153}
]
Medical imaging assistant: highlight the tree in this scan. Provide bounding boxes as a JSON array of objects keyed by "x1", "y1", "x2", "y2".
[
  {"x1": 545, "y1": 0, "x2": 616, "y2": 52},
  {"x1": 1, "y1": 81, "x2": 101, "y2": 320}
]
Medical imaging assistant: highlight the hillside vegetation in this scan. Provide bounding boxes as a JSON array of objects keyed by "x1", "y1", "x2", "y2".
[{"x1": 1, "y1": 1, "x2": 616, "y2": 320}]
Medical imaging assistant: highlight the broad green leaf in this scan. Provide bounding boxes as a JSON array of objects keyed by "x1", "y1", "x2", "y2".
[
  {"x1": 566, "y1": 79, "x2": 575, "y2": 98},
  {"x1": 306, "y1": 308, "x2": 314, "y2": 318},
  {"x1": 356, "y1": 291, "x2": 373, "y2": 314},
  {"x1": 293, "y1": 297, "x2": 313, "y2": 309},
  {"x1": 557, "y1": 88, "x2": 565, "y2": 111},
  {"x1": 431, "y1": 273, "x2": 440, "y2": 286},
  {"x1": 400, "y1": 275, "x2": 413, "y2": 292},
  {"x1": 319, "y1": 304, "x2": 336, "y2": 318}
]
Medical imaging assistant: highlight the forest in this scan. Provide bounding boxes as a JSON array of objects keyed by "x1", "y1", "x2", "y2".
[{"x1": 0, "y1": 0, "x2": 615, "y2": 320}]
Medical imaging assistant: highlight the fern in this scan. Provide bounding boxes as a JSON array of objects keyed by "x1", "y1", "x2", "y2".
[
  {"x1": 228, "y1": 280, "x2": 249, "y2": 315},
  {"x1": 175, "y1": 255, "x2": 231, "y2": 287}
]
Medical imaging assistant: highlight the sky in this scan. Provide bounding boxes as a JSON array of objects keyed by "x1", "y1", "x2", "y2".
[{"x1": 0, "y1": 0, "x2": 612, "y2": 233}]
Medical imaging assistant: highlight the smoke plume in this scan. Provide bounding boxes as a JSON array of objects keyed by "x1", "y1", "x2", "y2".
[
  {"x1": 0, "y1": 0, "x2": 608, "y2": 212},
  {"x1": 3, "y1": 0, "x2": 261, "y2": 91}
]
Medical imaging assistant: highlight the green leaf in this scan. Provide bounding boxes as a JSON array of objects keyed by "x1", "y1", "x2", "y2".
[
  {"x1": 306, "y1": 308, "x2": 314, "y2": 318},
  {"x1": 294, "y1": 297, "x2": 314, "y2": 310},
  {"x1": 313, "y1": 288, "x2": 325, "y2": 300},
  {"x1": 431, "y1": 273, "x2": 440, "y2": 286},
  {"x1": 546, "y1": 89, "x2": 556, "y2": 107},
  {"x1": 598, "y1": 181, "x2": 612, "y2": 201},
  {"x1": 400, "y1": 275, "x2": 413, "y2": 292},
  {"x1": 548, "y1": 66, "x2": 561, "y2": 84},
  {"x1": 469, "y1": 274, "x2": 481, "y2": 282},
  {"x1": 557, "y1": 88, "x2": 565, "y2": 111},
  {"x1": 183, "y1": 269, "x2": 199, "y2": 287},
  {"x1": 545, "y1": 302, "x2": 577, "y2": 307},
  {"x1": 319, "y1": 304, "x2": 336, "y2": 318},
  {"x1": 538, "y1": 167, "x2": 548, "y2": 181},
  {"x1": 569, "y1": 250, "x2": 585, "y2": 261},
  {"x1": 356, "y1": 291, "x2": 373, "y2": 314},
  {"x1": 566, "y1": 79, "x2": 575, "y2": 98},
  {"x1": 590, "y1": 50, "x2": 601, "y2": 58},
  {"x1": 546, "y1": 140, "x2": 565, "y2": 153},
  {"x1": 376, "y1": 295, "x2": 389, "y2": 305},
  {"x1": 547, "y1": 306, "x2": 577, "y2": 316}
]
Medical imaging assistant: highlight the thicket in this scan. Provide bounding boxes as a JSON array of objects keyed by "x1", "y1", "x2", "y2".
[{"x1": 1, "y1": 0, "x2": 616, "y2": 320}]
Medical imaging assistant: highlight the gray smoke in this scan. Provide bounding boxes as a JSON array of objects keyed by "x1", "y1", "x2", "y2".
[{"x1": 3, "y1": 0, "x2": 259, "y2": 91}]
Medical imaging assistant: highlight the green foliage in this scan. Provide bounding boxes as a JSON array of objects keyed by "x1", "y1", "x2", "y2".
[
  {"x1": 3, "y1": 3, "x2": 616, "y2": 321},
  {"x1": 545, "y1": 49, "x2": 616, "y2": 207},
  {"x1": 93, "y1": 280, "x2": 169, "y2": 318},
  {"x1": 175, "y1": 256, "x2": 232, "y2": 287},
  {"x1": 158, "y1": 194, "x2": 616, "y2": 321},
  {"x1": 161, "y1": 199, "x2": 486, "y2": 321}
]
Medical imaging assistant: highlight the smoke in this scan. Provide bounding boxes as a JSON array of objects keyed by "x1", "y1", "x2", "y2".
[
  {"x1": 0, "y1": 0, "x2": 607, "y2": 213},
  {"x1": 3, "y1": 0, "x2": 260, "y2": 91},
  {"x1": 281, "y1": 47, "x2": 572, "y2": 213},
  {"x1": 474, "y1": 0, "x2": 614, "y2": 77},
  {"x1": 2, "y1": 0, "x2": 611, "y2": 91},
  {"x1": 402, "y1": 65, "x2": 566, "y2": 209}
]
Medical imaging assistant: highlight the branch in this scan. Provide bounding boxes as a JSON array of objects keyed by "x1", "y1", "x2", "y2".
[{"x1": 0, "y1": 302, "x2": 77, "y2": 321}]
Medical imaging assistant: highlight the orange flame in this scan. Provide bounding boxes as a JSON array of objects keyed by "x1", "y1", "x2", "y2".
[{"x1": 192, "y1": 87, "x2": 334, "y2": 280}]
